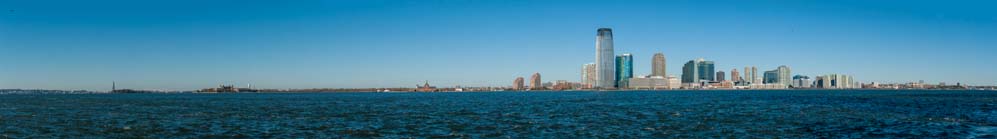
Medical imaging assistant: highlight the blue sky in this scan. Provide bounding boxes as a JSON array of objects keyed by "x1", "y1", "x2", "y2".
[{"x1": 2, "y1": 0, "x2": 996, "y2": 91}]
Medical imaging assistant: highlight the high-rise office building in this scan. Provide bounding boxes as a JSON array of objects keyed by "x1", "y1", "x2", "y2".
[
  {"x1": 581, "y1": 63, "x2": 596, "y2": 88},
  {"x1": 530, "y1": 73, "x2": 542, "y2": 90},
  {"x1": 731, "y1": 69, "x2": 741, "y2": 82},
  {"x1": 682, "y1": 58, "x2": 715, "y2": 83},
  {"x1": 616, "y1": 53, "x2": 633, "y2": 88},
  {"x1": 716, "y1": 71, "x2": 726, "y2": 81},
  {"x1": 652, "y1": 53, "x2": 666, "y2": 77},
  {"x1": 698, "y1": 59, "x2": 715, "y2": 82},
  {"x1": 513, "y1": 77, "x2": 525, "y2": 90},
  {"x1": 595, "y1": 28, "x2": 615, "y2": 89},
  {"x1": 683, "y1": 61, "x2": 698, "y2": 83}
]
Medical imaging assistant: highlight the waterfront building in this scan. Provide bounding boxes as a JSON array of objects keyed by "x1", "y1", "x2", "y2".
[
  {"x1": 552, "y1": 80, "x2": 573, "y2": 90},
  {"x1": 744, "y1": 67, "x2": 752, "y2": 84},
  {"x1": 513, "y1": 77, "x2": 525, "y2": 90},
  {"x1": 683, "y1": 61, "x2": 698, "y2": 83},
  {"x1": 792, "y1": 75, "x2": 812, "y2": 88},
  {"x1": 628, "y1": 76, "x2": 668, "y2": 90},
  {"x1": 815, "y1": 74, "x2": 856, "y2": 89},
  {"x1": 530, "y1": 73, "x2": 542, "y2": 90},
  {"x1": 652, "y1": 53, "x2": 666, "y2": 77},
  {"x1": 716, "y1": 80, "x2": 735, "y2": 89},
  {"x1": 682, "y1": 83, "x2": 702, "y2": 89},
  {"x1": 762, "y1": 70, "x2": 779, "y2": 84},
  {"x1": 741, "y1": 67, "x2": 752, "y2": 84},
  {"x1": 594, "y1": 28, "x2": 616, "y2": 89},
  {"x1": 581, "y1": 63, "x2": 596, "y2": 88},
  {"x1": 776, "y1": 66, "x2": 791, "y2": 86},
  {"x1": 764, "y1": 70, "x2": 778, "y2": 84},
  {"x1": 731, "y1": 69, "x2": 741, "y2": 83},
  {"x1": 616, "y1": 53, "x2": 633, "y2": 88},
  {"x1": 751, "y1": 67, "x2": 758, "y2": 84},
  {"x1": 749, "y1": 83, "x2": 788, "y2": 89},
  {"x1": 815, "y1": 76, "x2": 829, "y2": 88},
  {"x1": 542, "y1": 81, "x2": 554, "y2": 88},
  {"x1": 682, "y1": 58, "x2": 715, "y2": 83},
  {"x1": 666, "y1": 75, "x2": 681, "y2": 89},
  {"x1": 716, "y1": 71, "x2": 726, "y2": 82},
  {"x1": 762, "y1": 66, "x2": 791, "y2": 86},
  {"x1": 417, "y1": 81, "x2": 438, "y2": 92},
  {"x1": 699, "y1": 60, "x2": 715, "y2": 82}
]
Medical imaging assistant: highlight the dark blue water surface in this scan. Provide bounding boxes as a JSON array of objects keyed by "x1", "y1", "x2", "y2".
[{"x1": 1, "y1": 90, "x2": 996, "y2": 138}]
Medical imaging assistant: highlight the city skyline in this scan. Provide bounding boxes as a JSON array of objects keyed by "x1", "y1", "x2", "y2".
[{"x1": 2, "y1": 1, "x2": 997, "y2": 91}]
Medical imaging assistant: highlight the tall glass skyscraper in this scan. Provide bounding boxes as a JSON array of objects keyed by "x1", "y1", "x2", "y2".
[
  {"x1": 697, "y1": 60, "x2": 715, "y2": 82},
  {"x1": 615, "y1": 53, "x2": 633, "y2": 88},
  {"x1": 682, "y1": 60, "x2": 698, "y2": 83},
  {"x1": 595, "y1": 28, "x2": 615, "y2": 89}
]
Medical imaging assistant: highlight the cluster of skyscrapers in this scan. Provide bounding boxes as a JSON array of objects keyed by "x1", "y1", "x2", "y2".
[
  {"x1": 576, "y1": 28, "x2": 858, "y2": 90},
  {"x1": 580, "y1": 28, "x2": 676, "y2": 89}
]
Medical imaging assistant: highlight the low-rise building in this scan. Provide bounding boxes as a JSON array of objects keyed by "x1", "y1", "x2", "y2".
[
  {"x1": 629, "y1": 76, "x2": 668, "y2": 89},
  {"x1": 750, "y1": 84, "x2": 788, "y2": 89}
]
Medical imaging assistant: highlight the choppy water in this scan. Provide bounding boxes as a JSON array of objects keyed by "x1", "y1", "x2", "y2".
[{"x1": 1, "y1": 90, "x2": 996, "y2": 138}]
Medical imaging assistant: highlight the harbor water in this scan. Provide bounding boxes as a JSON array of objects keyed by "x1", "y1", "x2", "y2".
[{"x1": 1, "y1": 90, "x2": 995, "y2": 138}]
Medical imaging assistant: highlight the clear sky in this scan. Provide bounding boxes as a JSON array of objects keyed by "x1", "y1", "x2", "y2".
[{"x1": 2, "y1": 0, "x2": 996, "y2": 91}]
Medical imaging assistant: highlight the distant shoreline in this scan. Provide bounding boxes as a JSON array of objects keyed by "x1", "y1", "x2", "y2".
[{"x1": 1, "y1": 88, "x2": 995, "y2": 95}]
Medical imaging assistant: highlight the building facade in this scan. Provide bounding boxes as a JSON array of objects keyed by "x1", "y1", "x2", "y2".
[
  {"x1": 762, "y1": 66, "x2": 792, "y2": 86},
  {"x1": 682, "y1": 58, "x2": 715, "y2": 83},
  {"x1": 815, "y1": 74, "x2": 856, "y2": 89},
  {"x1": 777, "y1": 66, "x2": 791, "y2": 86},
  {"x1": 716, "y1": 71, "x2": 726, "y2": 82},
  {"x1": 792, "y1": 75, "x2": 812, "y2": 88},
  {"x1": 513, "y1": 77, "x2": 525, "y2": 90},
  {"x1": 743, "y1": 67, "x2": 751, "y2": 84},
  {"x1": 698, "y1": 60, "x2": 715, "y2": 82},
  {"x1": 731, "y1": 69, "x2": 741, "y2": 83},
  {"x1": 616, "y1": 53, "x2": 633, "y2": 88},
  {"x1": 682, "y1": 60, "x2": 698, "y2": 83},
  {"x1": 666, "y1": 75, "x2": 681, "y2": 89},
  {"x1": 751, "y1": 67, "x2": 759, "y2": 84},
  {"x1": 530, "y1": 73, "x2": 542, "y2": 90},
  {"x1": 652, "y1": 53, "x2": 666, "y2": 77},
  {"x1": 581, "y1": 63, "x2": 596, "y2": 88},
  {"x1": 764, "y1": 70, "x2": 779, "y2": 84},
  {"x1": 595, "y1": 28, "x2": 616, "y2": 89},
  {"x1": 628, "y1": 76, "x2": 668, "y2": 89}
]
